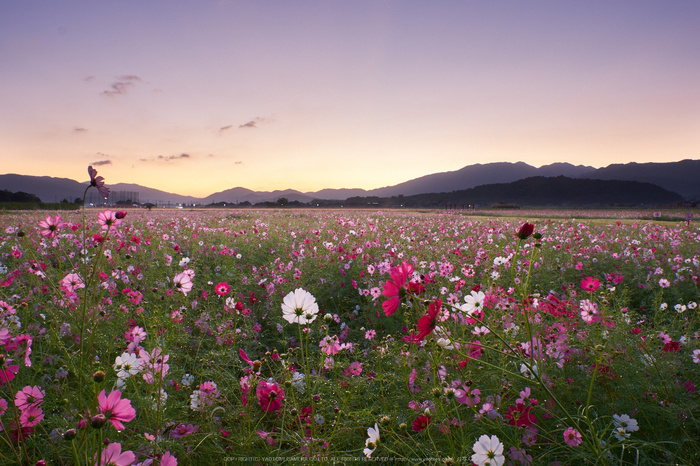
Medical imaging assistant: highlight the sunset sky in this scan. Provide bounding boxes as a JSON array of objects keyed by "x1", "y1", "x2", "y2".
[{"x1": 1, "y1": 1, "x2": 699, "y2": 197}]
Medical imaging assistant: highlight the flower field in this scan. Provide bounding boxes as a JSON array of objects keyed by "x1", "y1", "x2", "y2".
[{"x1": 1, "y1": 202, "x2": 699, "y2": 465}]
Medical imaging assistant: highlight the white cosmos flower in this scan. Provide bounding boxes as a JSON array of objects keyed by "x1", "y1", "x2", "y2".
[
  {"x1": 363, "y1": 423, "x2": 380, "y2": 458},
  {"x1": 281, "y1": 288, "x2": 319, "y2": 325},
  {"x1": 462, "y1": 291, "x2": 485, "y2": 316},
  {"x1": 291, "y1": 371, "x2": 306, "y2": 393},
  {"x1": 612, "y1": 414, "x2": 639, "y2": 433},
  {"x1": 113, "y1": 352, "x2": 142, "y2": 387},
  {"x1": 472, "y1": 434, "x2": 504, "y2": 466}
]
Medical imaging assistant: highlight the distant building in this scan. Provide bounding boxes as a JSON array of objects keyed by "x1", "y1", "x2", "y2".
[{"x1": 86, "y1": 190, "x2": 140, "y2": 206}]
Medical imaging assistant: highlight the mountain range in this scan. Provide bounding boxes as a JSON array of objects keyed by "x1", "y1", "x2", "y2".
[{"x1": 1, "y1": 159, "x2": 698, "y2": 206}]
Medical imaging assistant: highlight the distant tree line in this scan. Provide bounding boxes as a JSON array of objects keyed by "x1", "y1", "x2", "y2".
[{"x1": 0, "y1": 189, "x2": 80, "y2": 211}]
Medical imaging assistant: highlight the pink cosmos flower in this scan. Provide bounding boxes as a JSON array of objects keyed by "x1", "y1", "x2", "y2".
[
  {"x1": 160, "y1": 452, "x2": 178, "y2": 466},
  {"x1": 14, "y1": 385, "x2": 45, "y2": 411},
  {"x1": 344, "y1": 361, "x2": 363, "y2": 377},
  {"x1": 693, "y1": 349, "x2": 700, "y2": 364},
  {"x1": 455, "y1": 386, "x2": 481, "y2": 407},
  {"x1": 170, "y1": 423, "x2": 198, "y2": 438},
  {"x1": 256, "y1": 379, "x2": 285, "y2": 413},
  {"x1": 563, "y1": 427, "x2": 582, "y2": 446},
  {"x1": 139, "y1": 347, "x2": 170, "y2": 384},
  {"x1": 88, "y1": 165, "x2": 110, "y2": 199},
  {"x1": 60, "y1": 273, "x2": 85, "y2": 292},
  {"x1": 0, "y1": 398, "x2": 7, "y2": 415},
  {"x1": 257, "y1": 429, "x2": 275, "y2": 446},
  {"x1": 173, "y1": 272, "x2": 193, "y2": 296},
  {"x1": 97, "y1": 389, "x2": 136, "y2": 431},
  {"x1": 240, "y1": 375, "x2": 253, "y2": 406},
  {"x1": 19, "y1": 405, "x2": 44, "y2": 427},
  {"x1": 38, "y1": 215, "x2": 67, "y2": 238},
  {"x1": 97, "y1": 210, "x2": 123, "y2": 233},
  {"x1": 96, "y1": 442, "x2": 135, "y2": 466}
]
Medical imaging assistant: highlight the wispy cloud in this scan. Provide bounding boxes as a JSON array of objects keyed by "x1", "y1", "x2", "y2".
[
  {"x1": 101, "y1": 75, "x2": 142, "y2": 96},
  {"x1": 91, "y1": 159, "x2": 111, "y2": 166},
  {"x1": 235, "y1": 161, "x2": 243, "y2": 164},
  {"x1": 74, "y1": 126, "x2": 87, "y2": 132},
  {"x1": 156, "y1": 153, "x2": 191, "y2": 162},
  {"x1": 219, "y1": 125, "x2": 233, "y2": 132},
  {"x1": 238, "y1": 116, "x2": 273, "y2": 129}
]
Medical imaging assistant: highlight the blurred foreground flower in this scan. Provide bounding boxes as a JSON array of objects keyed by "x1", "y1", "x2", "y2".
[{"x1": 88, "y1": 165, "x2": 110, "y2": 199}]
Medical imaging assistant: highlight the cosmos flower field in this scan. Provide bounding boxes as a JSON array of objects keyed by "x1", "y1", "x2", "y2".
[{"x1": 0, "y1": 205, "x2": 699, "y2": 465}]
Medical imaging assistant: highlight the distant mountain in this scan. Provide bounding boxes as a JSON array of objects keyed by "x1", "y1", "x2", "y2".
[
  {"x1": 202, "y1": 188, "x2": 314, "y2": 204},
  {"x1": 574, "y1": 160, "x2": 700, "y2": 199},
  {"x1": 365, "y1": 162, "x2": 595, "y2": 198},
  {"x1": 1, "y1": 159, "x2": 697, "y2": 206},
  {"x1": 0, "y1": 174, "x2": 86, "y2": 203},
  {"x1": 331, "y1": 176, "x2": 684, "y2": 208}
]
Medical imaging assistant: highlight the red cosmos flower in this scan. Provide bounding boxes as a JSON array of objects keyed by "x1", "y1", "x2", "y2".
[
  {"x1": 516, "y1": 222, "x2": 535, "y2": 240},
  {"x1": 663, "y1": 341, "x2": 681, "y2": 353},
  {"x1": 581, "y1": 277, "x2": 601, "y2": 292},
  {"x1": 505, "y1": 403, "x2": 536, "y2": 428},
  {"x1": 416, "y1": 299, "x2": 441, "y2": 341},
  {"x1": 382, "y1": 261, "x2": 415, "y2": 316},
  {"x1": 215, "y1": 282, "x2": 231, "y2": 296},
  {"x1": 256, "y1": 380, "x2": 285, "y2": 413},
  {"x1": 412, "y1": 414, "x2": 431, "y2": 432}
]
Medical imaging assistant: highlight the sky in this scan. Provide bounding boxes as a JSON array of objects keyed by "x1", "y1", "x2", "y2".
[{"x1": 1, "y1": 1, "x2": 699, "y2": 197}]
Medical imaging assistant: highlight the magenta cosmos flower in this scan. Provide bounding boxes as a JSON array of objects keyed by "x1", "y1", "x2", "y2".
[
  {"x1": 97, "y1": 389, "x2": 136, "y2": 431},
  {"x1": 38, "y1": 215, "x2": 67, "y2": 238},
  {"x1": 214, "y1": 281, "x2": 230, "y2": 296},
  {"x1": 88, "y1": 165, "x2": 110, "y2": 199},
  {"x1": 256, "y1": 379, "x2": 285, "y2": 413},
  {"x1": 581, "y1": 277, "x2": 601, "y2": 292},
  {"x1": 382, "y1": 261, "x2": 415, "y2": 316},
  {"x1": 96, "y1": 442, "x2": 135, "y2": 466}
]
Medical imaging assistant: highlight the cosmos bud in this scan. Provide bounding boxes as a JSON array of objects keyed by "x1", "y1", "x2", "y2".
[{"x1": 516, "y1": 222, "x2": 535, "y2": 240}]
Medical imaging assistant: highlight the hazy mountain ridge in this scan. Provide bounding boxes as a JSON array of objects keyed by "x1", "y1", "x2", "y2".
[
  {"x1": 364, "y1": 162, "x2": 596, "y2": 198},
  {"x1": 1, "y1": 159, "x2": 697, "y2": 205}
]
